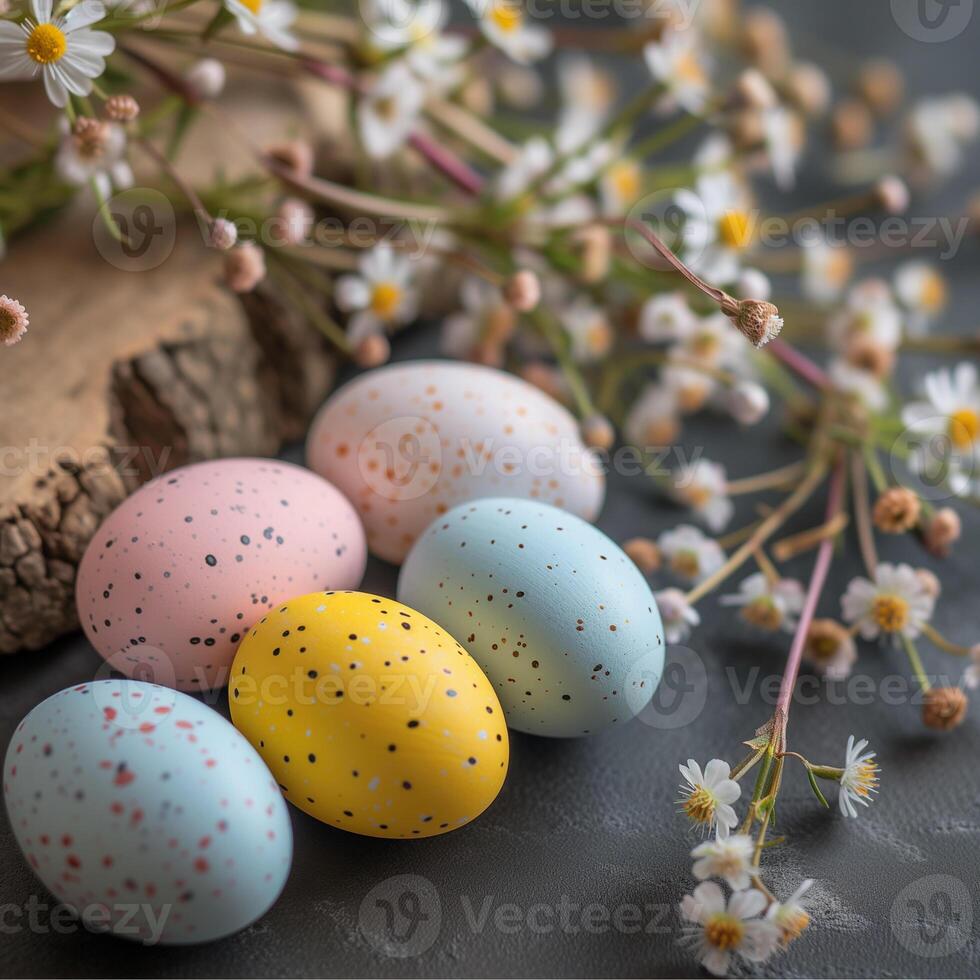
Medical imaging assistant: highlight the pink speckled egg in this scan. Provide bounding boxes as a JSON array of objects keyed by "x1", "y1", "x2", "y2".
[
  {"x1": 306, "y1": 361, "x2": 605, "y2": 564},
  {"x1": 76, "y1": 458, "x2": 366, "y2": 692}
]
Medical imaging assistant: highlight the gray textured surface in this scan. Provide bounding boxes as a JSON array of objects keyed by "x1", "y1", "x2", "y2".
[{"x1": 3, "y1": 0, "x2": 980, "y2": 976}]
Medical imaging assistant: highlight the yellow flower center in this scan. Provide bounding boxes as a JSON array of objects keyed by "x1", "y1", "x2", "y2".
[
  {"x1": 948, "y1": 408, "x2": 979, "y2": 450},
  {"x1": 704, "y1": 913, "x2": 745, "y2": 951},
  {"x1": 810, "y1": 635, "x2": 839, "y2": 661},
  {"x1": 920, "y1": 272, "x2": 946, "y2": 312},
  {"x1": 670, "y1": 550, "x2": 701, "y2": 580},
  {"x1": 26, "y1": 22, "x2": 66, "y2": 64},
  {"x1": 742, "y1": 597, "x2": 783, "y2": 631},
  {"x1": 872, "y1": 594, "x2": 909, "y2": 633},
  {"x1": 689, "y1": 330, "x2": 721, "y2": 360},
  {"x1": 489, "y1": 2, "x2": 522, "y2": 33},
  {"x1": 853, "y1": 761, "x2": 878, "y2": 796},
  {"x1": 777, "y1": 908, "x2": 810, "y2": 944},
  {"x1": 240, "y1": 0, "x2": 263, "y2": 13},
  {"x1": 826, "y1": 249, "x2": 853, "y2": 287},
  {"x1": 609, "y1": 160, "x2": 641, "y2": 204},
  {"x1": 682, "y1": 786, "x2": 715, "y2": 824},
  {"x1": 370, "y1": 281, "x2": 402, "y2": 320},
  {"x1": 675, "y1": 50, "x2": 706, "y2": 86},
  {"x1": 717, "y1": 209, "x2": 752, "y2": 250}
]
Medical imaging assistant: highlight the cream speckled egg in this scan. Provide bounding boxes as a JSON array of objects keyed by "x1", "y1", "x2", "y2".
[
  {"x1": 306, "y1": 360, "x2": 605, "y2": 564},
  {"x1": 76, "y1": 459, "x2": 367, "y2": 692},
  {"x1": 3, "y1": 680, "x2": 292, "y2": 945},
  {"x1": 398, "y1": 498, "x2": 664, "y2": 738},
  {"x1": 229, "y1": 591, "x2": 509, "y2": 839}
]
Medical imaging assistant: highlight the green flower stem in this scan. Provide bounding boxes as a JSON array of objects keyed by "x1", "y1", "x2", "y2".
[
  {"x1": 901, "y1": 633, "x2": 932, "y2": 693},
  {"x1": 920, "y1": 622, "x2": 972, "y2": 657}
]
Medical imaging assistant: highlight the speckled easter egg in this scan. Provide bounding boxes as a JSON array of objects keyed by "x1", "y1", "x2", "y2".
[
  {"x1": 229, "y1": 591, "x2": 509, "y2": 839},
  {"x1": 3, "y1": 680, "x2": 292, "y2": 945},
  {"x1": 76, "y1": 458, "x2": 367, "y2": 693},
  {"x1": 397, "y1": 498, "x2": 664, "y2": 738},
  {"x1": 306, "y1": 360, "x2": 605, "y2": 564}
]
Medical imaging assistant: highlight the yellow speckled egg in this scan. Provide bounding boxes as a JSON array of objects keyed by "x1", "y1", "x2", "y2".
[{"x1": 229, "y1": 591, "x2": 509, "y2": 839}]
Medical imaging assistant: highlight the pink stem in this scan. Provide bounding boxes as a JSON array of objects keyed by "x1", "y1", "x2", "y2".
[
  {"x1": 775, "y1": 457, "x2": 845, "y2": 718},
  {"x1": 303, "y1": 59, "x2": 361, "y2": 92},
  {"x1": 767, "y1": 337, "x2": 829, "y2": 389}
]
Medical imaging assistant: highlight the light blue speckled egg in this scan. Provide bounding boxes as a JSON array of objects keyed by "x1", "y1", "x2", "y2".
[
  {"x1": 397, "y1": 498, "x2": 664, "y2": 737},
  {"x1": 3, "y1": 680, "x2": 292, "y2": 945}
]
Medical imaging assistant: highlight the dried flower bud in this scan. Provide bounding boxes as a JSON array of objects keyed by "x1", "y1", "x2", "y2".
[
  {"x1": 922, "y1": 686, "x2": 968, "y2": 732},
  {"x1": 267, "y1": 140, "x2": 315, "y2": 179},
  {"x1": 872, "y1": 175, "x2": 910, "y2": 214},
  {"x1": 353, "y1": 332, "x2": 391, "y2": 368},
  {"x1": 72, "y1": 117, "x2": 110, "y2": 158},
  {"x1": 915, "y1": 568, "x2": 942, "y2": 600},
  {"x1": 724, "y1": 297, "x2": 783, "y2": 348},
  {"x1": 105, "y1": 94, "x2": 140, "y2": 122},
  {"x1": 623, "y1": 537, "x2": 661, "y2": 575},
  {"x1": 483, "y1": 304, "x2": 517, "y2": 345},
  {"x1": 924, "y1": 507, "x2": 961, "y2": 557},
  {"x1": 580, "y1": 413, "x2": 615, "y2": 451},
  {"x1": 845, "y1": 336, "x2": 895, "y2": 379},
  {"x1": 572, "y1": 225, "x2": 612, "y2": 285},
  {"x1": 855, "y1": 58, "x2": 905, "y2": 118},
  {"x1": 0, "y1": 294, "x2": 29, "y2": 346},
  {"x1": 504, "y1": 269, "x2": 541, "y2": 312},
  {"x1": 786, "y1": 62, "x2": 832, "y2": 117},
  {"x1": 223, "y1": 242, "x2": 266, "y2": 293},
  {"x1": 209, "y1": 218, "x2": 238, "y2": 251},
  {"x1": 830, "y1": 99, "x2": 874, "y2": 151},
  {"x1": 185, "y1": 58, "x2": 226, "y2": 100},
  {"x1": 872, "y1": 486, "x2": 921, "y2": 533},
  {"x1": 276, "y1": 198, "x2": 314, "y2": 246},
  {"x1": 732, "y1": 68, "x2": 777, "y2": 111},
  {"x1": 726, "y1": 380, "x2": 770, "y2": 425},
  {"x1": 727, "y1": 108, "x2": 766, "y2": 151},
  {"x1": 740, "y1": 8, "x2": 790, "y2": 77}
]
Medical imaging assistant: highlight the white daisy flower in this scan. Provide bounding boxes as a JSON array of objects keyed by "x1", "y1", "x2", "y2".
[
  {"x1": 762, "y1": 104, "x2": 804, "y2": 190},
  {"x1": 655, "y1": 587, "x2": 700, "y2": 644},
  {"x1": 638, "y1": 292, "x2": 697, "y2": 344},
  {"x1": 0, "y1": 0, "x2": 115, "y2": 109},
  {"x1": 902, "y1": 362, "x2": 980, "y2": 496},
  {"x1": 841, "y1": 562, "x2": 935, "y2": 642},
  {"x1": 335, "y1": 244, "x2": 419, "y2": 342},
  {"x1": 766, "y1": 879, "x2": 813, "y2": 946},
  {"x1": 560, "y1": 297, "x2": 612, "y2": 363},
  {"x1": 804, "y1": 619, "x2": 858, "y2": 679},
  {"x1": 691, "y1": 833, "x2": 755, "y2": 891},
  {"x1": 556, "y1": 55, "x2": 614, "y2": 150},
  {"x1": 829, "y1": 359, "x2": 888, "y2": 412},
  {"x1": 894, "y1": 261, "x2": 947, "y2": 337},
  {"x1": 905, "y1": 93, "x2": 980, "y2": 179},
  {"x1": 678, "y1": 758, "x2": 741, "y2": 838},
  {"x1": 624, "y1": 382, "x2": 681, "y2": 448},
  {"x1": 659, "y1": 524, "x2": 725, "y2": 583},
  {"x1": 495, "y1": 136, "x2": 553, "y2": 200},
  {"x1": 643, "y1": 28, "x2": 710, "y2": 116},
  {"x1": 838, "y1": 735, "x2": 879, "y2": 818},
  {"x1": 801, "y1": 238, "x2": 853, "y2": 306},
  {"x1": 463, "y1": 0, "x2": 551, "y2": 65},
  {"x1": 440, "y1": 276, "x2": 512, "y2": 359},
  {"x1": 662, "y1": 359, "x2": 717, "y2": 413},
  {"x1": 828, "y1": 278, "x2": 902, "y2": 353},
  {"x1": 223, "y1": 0, "x2": 298, "y2": 52},
  {"x1": 721, "y1": 572, "x2": 805, "y2": 633},
  {"x1": 679, "y1": 882, "x2": 779, "y2": 976},
  {"x1": 54, "y1": 117, "x2": 133, "y2": 199},
  {"x1": 356, "y1": 62, "x2": 426, "y2": 160},
  {"x1": 724, "y1": 379, "x2": 770, "y2": 426},
  {"x1": 675, "y1": 311, "x2": 748, "y2": 369},
  {"x1": 671, "y1": 458, "x2": 733, "y2": 532},
  {"x1": 598, "y1": 157, "x2": 644, "y2": 217},
  {"x1": 675, "y1": 172, "x2": 754, "y2": 286}
]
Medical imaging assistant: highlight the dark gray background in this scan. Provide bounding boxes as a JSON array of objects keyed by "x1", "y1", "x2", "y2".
[{"x1": 3, "y1": 0, "x2": 980, "y2": 976}]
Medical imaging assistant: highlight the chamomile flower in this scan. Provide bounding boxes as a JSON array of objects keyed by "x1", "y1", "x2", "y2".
[
  {"x1": 901, "y1": 363, "x2": 980, "y2": 496},
  {"x1": 624, "y1": 382, "x2": 681, "y2": 447},
  {"x1": 643, "y1": 28, "x2": 710, "y2": 115},
  {"x1": 223, "y1": 0, "x2": 298, "y2": 52},
  {"x1": 0, "y1": 0, "x2": 115, "y2": 109},
  {"x1": 691, "y1": 833, "x2": 755, "y2": 890},
  {"x1": 495, "y1": 136, "x2": 553, "y2": 200},
  {"x1": 679, "y1": 882, "x2": 779, "y2": 977},
  {"x1": 557, "y1": 55, "x2": 615, "y2": 149},
  {"x1": 638, "y1": 292, "x2": 697, "y2": 343},
  {"x1": 678, "y1": 758, "x2": 741, "y2": 838},
  {"x1": 464, "y1": 0, "x2": 551, "y2": 65},
  {"x1": 838, "y1": 735, "x2": 879, "y2": 818},
  {"x1": 357, "y1": 62, "x2": 426, "y2": 160},
  {"x1": 721, "y1": 573, "x2": 805, "y2": 633},
  {"x1": 828, "y1": 279, "x2": 902, "y2": 353},
  {"x1": 801, "y1": 238, "x2": 853, "y2": 306},
  {"x1": 440, "y1": 276, "x2": 513, "y2": 359},
  {"x1": 655, "y1": 588, "x2": 700, "y2": 644},
  {"x1": 599, "y1": 157, "x2": 644, "y2": 216},
  {"x1": 54, "y1": 117, "x2": 133, "y2": 199},
  {"x1": 762, "y1": 104, "x2": 804, "y2": 190},
  {"x1": 894, "y1": 261, "x2": 947, "y2": 336},
  {"x1": 671, "y1": 458, "x2": 733, "y2": 532},
  {"x1": 659, "y1": 525, "x2": 725, "y2": 583},
  {"x1": 766, "y1": 879, "x2": 813, "y2": 946},
  {"x1": 841, "y1": 562, "x2": 935, "y2": 642},
  {"x1": 335, "y1": 244, "x2": 419, "y2": 342},
  {"x1": 828, "y1": 359, "x2": 889, "y2": 412},
  {"x1": 675, "y1": 172, "x2": 755, "y2": 285},
  {"x1": 560, "y1": 297, "x2": 612, "y2": 363},
  {"x1": 804, "y1": 619, "x2": 857, "y2": 679},
  {"x1": 905, "y1": 93, "x2": 980, "y2": 180}
]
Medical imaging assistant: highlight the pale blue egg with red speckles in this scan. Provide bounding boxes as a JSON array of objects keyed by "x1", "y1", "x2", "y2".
[
  {"x1": 3, "y1": 680, "x2": 292, "y2": 944},
  {"x1": 397, "y1": 498, "x2": 664, "y2": 738}
]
